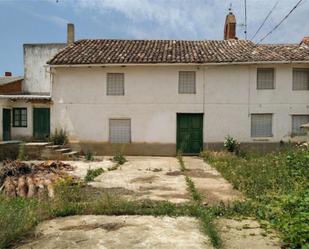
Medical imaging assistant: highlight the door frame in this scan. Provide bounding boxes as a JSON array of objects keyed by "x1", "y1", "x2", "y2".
[
  {"x1": 33, "y1": 107, "x2": 50, "y2": 141},
  {"x1": 2, "y1": 108, "x2": 11, "y2": 141},
  {"x1": 176, "y1": 113, "x2": 204, "y2": 155}
]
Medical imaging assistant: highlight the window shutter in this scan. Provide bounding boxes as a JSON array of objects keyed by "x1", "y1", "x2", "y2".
[
  {"x1": 109, "y1": 119, "x2": 131, "y2": 143},
  {"x1": 292, "y1": 115, "x2": 309, "y2": 135},
  {"x1": 179, "y1": 71, "x2": 196, "y2": 94},
  {"x1": 251, "y1": 114, "x2": 272, "y2": 137},
  {"x1": 257, "y1": 68, "x2": 274, "y2": 89},
  {"x1": 293, "y1": 69, "x2": 309, "y2": 90},
  {"x1": 107, "y1": 73, "x2": 124, "y2": 95}
]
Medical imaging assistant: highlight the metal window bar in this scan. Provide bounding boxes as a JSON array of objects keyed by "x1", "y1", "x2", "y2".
[
  {"x1": 109, "y1": 119, "x2": 131, "y2": 143},
  {"x1": 293, "y1": 69, "x2": 309, "y2": 90},
  {"x1": 107, "y1": 73, "x2": 125, "y2": 95},
  {"x1": 179, "y1": 71, "x2": 196, "y2": 94},
  {"x1": 257, "y1": 68, "x2": 274, "y2": 89},
  {"x1": 292, "y1": 115, "x2": 309, "y2": 135},
  {"x1": 251, "y1": 114, "x2": 272, "y2": 137}
]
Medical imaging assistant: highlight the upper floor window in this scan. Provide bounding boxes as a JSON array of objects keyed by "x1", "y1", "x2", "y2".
[
  {"x1": 292, "y1": 115, "x2": 309, "y2": 136},
  {"x1": 107, "y1": 73, "x2": 124, "y2": 95},
  {"x1": 293, "y1": 68, "x2": 309, "y2": 90},
  {"x1": 251, "y1": 114, "x2": 273, "y2": 138},
  {"x1": 257, "y1": 68, "x2": 275, "y2": 89},
  {"x1": 13, "y1": 108, "x2": 27, "y2": 127},
  {"x1": 178, "y1": 71, "x2": 196, "y2": 94}
]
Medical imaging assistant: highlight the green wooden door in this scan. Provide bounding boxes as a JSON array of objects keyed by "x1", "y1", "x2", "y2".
[
  {"x1": 33, "y1": 108, "x2": 50, "y2": 140},
  {"x1": 2, "y1": 109, "x2": 11, "y2": 141},
  {"x1": 177, "y1": 113, "x2": 203, "y2": 154}
]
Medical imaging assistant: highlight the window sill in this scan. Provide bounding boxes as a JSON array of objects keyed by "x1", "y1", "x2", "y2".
[{"x1": 252, "y1": 137, "x2": 272, "y2": 141}]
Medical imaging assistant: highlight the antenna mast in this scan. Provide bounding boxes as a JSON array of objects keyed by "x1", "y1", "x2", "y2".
[{"x1": 244, "y1": 0, "x2": 248, "y2": 39}]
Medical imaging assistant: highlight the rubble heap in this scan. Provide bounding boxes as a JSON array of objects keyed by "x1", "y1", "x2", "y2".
[{"x1": 0, "y1": 161, "x2": 74, "y2": 198}]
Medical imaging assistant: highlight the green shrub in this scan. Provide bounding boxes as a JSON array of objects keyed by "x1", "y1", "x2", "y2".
[
  {"x1": 113, "y1": 152, "x2": 127, "y2": 165},
  {"x1": 0, "y1": 196, "x2": 40, "y2": 248},
  {"x1": 50, "y1": 128, "x2": 68, "y2": 145},
  {"x1": 85, "y1": 150, "x2": 94, "y2": 161},
  {"x1": 223, "y1": 135, "x2": 239, "y2": 153},
  {"x1": 84, "y1": 168, "x2": 104, "y2": 182}
]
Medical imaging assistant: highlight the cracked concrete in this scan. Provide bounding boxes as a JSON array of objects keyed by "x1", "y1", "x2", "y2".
[
  {"x1": 67, "y1": 156, "x2": 242, "y2": 204},
  {"x1": 16, "y1": 215, "x2": 211, "y2": 249}
]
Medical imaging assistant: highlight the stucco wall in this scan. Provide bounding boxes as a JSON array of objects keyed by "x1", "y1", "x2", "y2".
[
  {"x1": 24, "y1": 44, "x2": 65, "y2": 94},
  {"x1": 51, "y1": 64, "x2": 309, "y2": 152},
  {"x1": 0, "y1": 99, "x2": 50, "y2": 141}
]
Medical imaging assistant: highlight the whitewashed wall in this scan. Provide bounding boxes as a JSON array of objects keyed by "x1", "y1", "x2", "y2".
[
  {"x1": 51, "y1": 64, "x2": 309, "y2": 146},
  {"x1": 0, "y1": 100, "x2": 50, "y2": 140},
  {"x1": 23, "y1": 44, "x2": 65, "y2": 94}
]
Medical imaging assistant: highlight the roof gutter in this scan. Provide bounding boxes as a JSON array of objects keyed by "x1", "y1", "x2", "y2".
[{"x1": 47, "y1": 60, "x2": 309, "y2": 68}]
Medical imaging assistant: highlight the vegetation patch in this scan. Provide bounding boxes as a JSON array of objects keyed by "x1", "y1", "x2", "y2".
[
  {"x1": 50, "y1": 128, "x2": 68, "y2": 146},
  {"x1": 185, "y1": 176, "x2": 202, "y2": 203},
  {"x1": 201, "y1": 146, "x2": 309, "y2": 248},
  {"x1": 85, "y1": 151, "x2": 94, "y2": 161},
  {"x1": 176, "y1": 152, "x2": 221, "y2": 248},
  {"x1": 84, "y1": 168, "x2": 104, "y2": 182},
  {"x1": 176, "y1": 151, "x2": 187, "y2": 172},
  {"x1": 112, "y1": 152, "x2": 127, "y2": 165}
]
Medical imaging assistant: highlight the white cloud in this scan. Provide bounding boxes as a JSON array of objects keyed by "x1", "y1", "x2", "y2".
[{"x1": 64, "y1": 0, "x2": 309, "y2": 43}]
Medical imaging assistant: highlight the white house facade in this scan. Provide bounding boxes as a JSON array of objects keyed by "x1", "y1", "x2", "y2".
[
  {"x1": 49, "y1": 62, "x2": 309, "y2": 155},
  {"x1": 1, "y1": 13, "x2": 309, "y2": 155}
]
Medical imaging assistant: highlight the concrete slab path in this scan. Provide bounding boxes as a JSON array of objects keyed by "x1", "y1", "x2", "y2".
[{"x1": 16, "y1": 215, "x2": 212, "y2": 249}]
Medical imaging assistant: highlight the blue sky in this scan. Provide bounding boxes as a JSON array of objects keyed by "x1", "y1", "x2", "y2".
[{"x1": 0, "y1": 0, "x2": 309, "y2": 76}]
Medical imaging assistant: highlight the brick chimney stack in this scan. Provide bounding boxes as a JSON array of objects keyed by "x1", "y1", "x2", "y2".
[
  {"x1": 4, "y1": 72, "x2": 12, "y2": 76},
  {"x1": 67, "y1": 23, "x2": 75, "y2": 45},
  {"x1": 301, "y1": 37, "x2": 309, "y2": 46},
  {"x1": 224, "y1": 11, "x2": 236, "y2": 40}
]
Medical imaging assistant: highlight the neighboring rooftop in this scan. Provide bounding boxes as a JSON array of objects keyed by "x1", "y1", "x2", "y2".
[
  {"x1": 48, "y1": 39, "x2": 309, "y2": 65},
  {"x1": 0, "y1": 76, "x2": 23, "y2": 86}
]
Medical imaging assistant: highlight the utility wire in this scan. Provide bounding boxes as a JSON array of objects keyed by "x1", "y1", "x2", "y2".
[
  {"x1": 251, "y1": 0, "x2": 279, "y2": 41},
  {"x1": 257, "y1": 0, "x2": 304, "y2": 44}
]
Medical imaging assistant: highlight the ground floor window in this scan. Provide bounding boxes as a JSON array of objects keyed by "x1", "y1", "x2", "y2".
[
  {"x1": 292, "y1": 115, "x2": 309, "y2": 135},
  {"x1": 109, "y1": 119, "x2": 131, "y2": 143},
  {"x1": 13, "y1": 108, "x2": 27, "y2": 127},
  {"x1": 251, "y1": 114, "x2": 273, "y2": 137}
]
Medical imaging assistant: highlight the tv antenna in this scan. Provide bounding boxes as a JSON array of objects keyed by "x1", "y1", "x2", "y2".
[{"x1": 244, "y1": 0, "x2": 248, "y2": 39}]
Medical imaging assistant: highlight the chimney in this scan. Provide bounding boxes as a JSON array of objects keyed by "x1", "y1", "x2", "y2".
[
  {"x1": 67, "y1": 23, "x2": 75, "y2": 45},
  {"x1": 5, "y1": 72, "x2": 12, "y2": 77},
  {"x1": 301, "y1": 37, "x2": 309, "y2": 46},
  {"x1": 224, "y1": 11, "x2": 236, "y2": 40}
]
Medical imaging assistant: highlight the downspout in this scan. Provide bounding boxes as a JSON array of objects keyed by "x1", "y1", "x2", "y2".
[
  {"x1": 203, "y1": 65, "x2": 207, "y2": 149},
  {"x1": 248, "y1": 65, "x2": 251, "y2": 116}
]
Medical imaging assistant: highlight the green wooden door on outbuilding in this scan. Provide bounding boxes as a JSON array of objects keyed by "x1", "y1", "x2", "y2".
[
  {"x1": 2, "y1": 109, "x2": 11, "y2": 141},
  {"x1": 33, "y1": 108, "x2": 50, "y2": 141},
  {"x1": 177, "y1": 113, "x2": 203, "y2": 154}
]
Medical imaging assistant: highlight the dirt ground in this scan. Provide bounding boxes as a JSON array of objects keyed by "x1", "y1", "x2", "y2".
[
  {"x1": 16, "y1": 215, "x2": 211, "y2": 249},
  {"x1": 68, "y1": 156, "x2": 243, "y2": 204}
]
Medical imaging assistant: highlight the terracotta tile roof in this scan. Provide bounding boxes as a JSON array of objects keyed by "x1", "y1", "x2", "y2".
[
  {"x1": 0, "y1": 76, "x2": 23, "y2": 85},
  {"x1": 48, "y1": 39, "x2": 309, "y2": 65}
]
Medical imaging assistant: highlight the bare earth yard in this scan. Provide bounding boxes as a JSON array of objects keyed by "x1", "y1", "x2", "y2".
[{"x1": 16, "y1": 156, "x2": 280, "y2": 249}]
